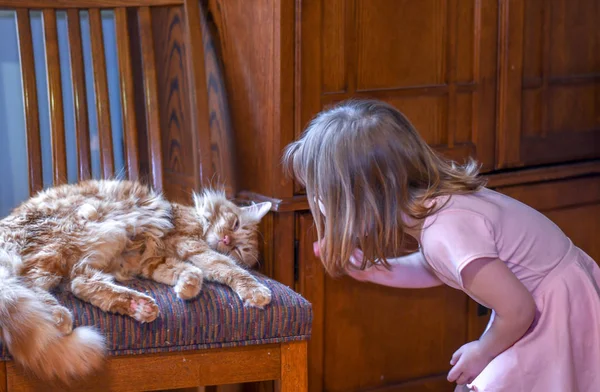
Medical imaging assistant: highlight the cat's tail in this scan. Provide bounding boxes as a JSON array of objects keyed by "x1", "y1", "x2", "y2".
[{"x1": 0, "y1": 259, "x2": 106, "y2": 383}]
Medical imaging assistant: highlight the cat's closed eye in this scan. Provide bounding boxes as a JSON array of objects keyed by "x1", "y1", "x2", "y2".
[{"x1": 232, "y1": 218, "x2": 240, "y2": 231}]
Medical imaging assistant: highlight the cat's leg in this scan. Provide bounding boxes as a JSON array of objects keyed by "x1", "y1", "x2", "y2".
[
  {"x1": 188, "y1": 251, "x2": 271, "y2": 308},
  {"x1": 139, "y1": 257, "x2": 204, "y2": 300},
  {"x1": 28, "y1": 286, "x2": 74, "y2": 335},
  {"x1": 69, "y1": 264, "x2": 159, "y2": 323}
]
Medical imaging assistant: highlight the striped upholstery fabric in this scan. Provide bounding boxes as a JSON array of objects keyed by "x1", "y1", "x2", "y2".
[{"x1": 0, "y1": 274, "x2": 312, "y2": 360}]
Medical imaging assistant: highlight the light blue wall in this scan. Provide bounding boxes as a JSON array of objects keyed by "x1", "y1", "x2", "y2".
[{"x1": 0, "y1": 10, "x2": 124, "y2": 217}]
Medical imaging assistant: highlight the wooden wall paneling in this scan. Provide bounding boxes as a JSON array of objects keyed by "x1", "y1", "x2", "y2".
[
  {"x1": 115, "y1": 8, "x2": 139, "y2": 181},
  {"x1": 16, "y1": 9, "x2": 43, "y2": 195},
  {"x1": 297, "y1": 214, "x2": 325, "y2": 392},
  {"x1": 496, "y1": 0, "x2": 524, "y2": 169},
  {"x1": 89, "y1": 8, "x2": 115, "y2": 179},
  {"x1": 209, "y1": 0, "x2": 296, "y2": 199},
  {"x1": 67, "y1": 9, "x2": 92, "y2": 181},
  {"x1": 43, "y1": 9, "x2": 68, "y2": 185},
  {"x1": 498, "y1": 0, "x2": 600, "y2": 168},
  {"x1": 297, "y1": 213, "x2": 467, "y2": 392},
  {"x1": 298, "y1": 0, "x2": 499, "y2": 197},
  {"x1": 0, "y1": 362, "x2": 5, "y2": 392}
]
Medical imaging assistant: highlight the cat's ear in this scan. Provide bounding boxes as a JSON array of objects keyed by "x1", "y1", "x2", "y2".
[{"x1": 241, "y1": 202, "x2": 272, "y2": 223}]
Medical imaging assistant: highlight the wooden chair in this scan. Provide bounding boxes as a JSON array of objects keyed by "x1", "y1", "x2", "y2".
[{"x1": 0, "y1": 0, "x2": 311, "y2": 391}]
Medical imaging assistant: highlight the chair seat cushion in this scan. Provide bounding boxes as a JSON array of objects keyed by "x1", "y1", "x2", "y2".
[{"x1": 0, "y1": 274, "x2": 312, "y2": 360}]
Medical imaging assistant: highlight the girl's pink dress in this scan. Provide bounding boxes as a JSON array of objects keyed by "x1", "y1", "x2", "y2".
[{"x1": 420, "y1": 187, "x2": 600, "y2": 391}]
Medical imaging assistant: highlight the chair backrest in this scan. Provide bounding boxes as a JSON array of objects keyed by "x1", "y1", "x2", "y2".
[{"x1": 1, "y1": 0, "x2": 236, "y2": 202}]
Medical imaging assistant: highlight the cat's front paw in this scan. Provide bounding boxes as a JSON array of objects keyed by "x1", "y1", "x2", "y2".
[
  {"x1": 175, "y1": 270, "x2": 203, "y2": 300},
  {"x1": 52, "y1": 305, "x2": 73, "y2": 335},
  {"x1": 237, "y1": 284, "x2": 272, "y2": 308},
  {"x1": 130, "y1": 297, "x2": 159, "y2": 323}
]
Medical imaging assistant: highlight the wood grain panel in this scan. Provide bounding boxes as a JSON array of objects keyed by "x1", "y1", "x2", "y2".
[
  {"x1": 0, "y1": 0, "x2": 183, "y2": 7},
  {"x1": 0, "y1": 363, "x2": 6, "y2": 392},
  {"x1": 321, "y1": 0, "x2": 346, "y2": 93},
  {"x1": 16, "y1": 9, "x2": 43, "y2": 194},
  {"x1": 43, "y1": 9, "x2": 68, "y2": 185},
  {"x1": 67, "y1": 9, "x2": 92, "y2": 181},
  {"x1": 152, "y1": 6, "x2": 194, "y2": 179},
  {"x1": 297, "y1": 0, "x2": 498, "y2": 197},
  {"x1": 6, "y1": 345, "x2": 281, "y2": 392},
  {"x1": 297, "y1": 214, "x2": 325, "y2": 392},
  {"x1": 89, "y1": 8, "x2": 114, "y2": 178},
  {"x1": 209, "y1": 0, "x2": 296, "y2": 198},
  {"x1": 499, "y1": 0, "x2": 600, "y2": 168},
  {"x1": 455, "y1": 0, "x2": 475, "y2": 83},
  {"x1": 137, "y1": 6, "x2": 163, "y2": 190},
  {"x1": 115, "y1": 8, "x2": 139, "y2": 180},
  {"x1": 548, "y1": 0, "x2": 598, "y2": 76},
  {"x1": 296, "y1": 213, "x2": 467, "y2": 392},
  {"x1": 183, "y1": 0, "x2": 215, "y2": 190},
  {"x1": 355, "y1": 0, "x2": 445, "y2": 90},
  {"x1": 324, "y1": 277, "x2": 466, "y2": 391},
  {"x1": 495, "y1": 0, "x2": 524, "y2": 168}
]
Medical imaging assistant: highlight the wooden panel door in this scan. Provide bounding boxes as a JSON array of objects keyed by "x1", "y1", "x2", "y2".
[
  {"x1": 496, "y1": 0, "x2": 600, "y2": 168},
  {"x1": 298, "y1": 0, "x2": 499, "y2": 194},
  {"x1": 297, "y1": 213, "x2": 481, "y2": 392}
]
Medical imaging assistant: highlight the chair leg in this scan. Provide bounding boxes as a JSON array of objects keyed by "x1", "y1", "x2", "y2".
[
  {"x1": 1, "y1": 362, "x2": 7, "y2": 392},
  {"x1": 278, "y1": 341, "x2": 308, "y2": 392}
]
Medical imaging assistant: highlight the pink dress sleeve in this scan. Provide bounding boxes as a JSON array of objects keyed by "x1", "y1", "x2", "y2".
[{"x1": 421, "y1": 210, "x2": 499, "y2": 289}]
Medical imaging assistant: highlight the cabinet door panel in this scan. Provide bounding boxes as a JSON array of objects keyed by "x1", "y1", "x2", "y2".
[
  {"x1": 297, "y1": 213, "x2": 470, "y2": 392},
  {"x1": 297, "y1": 0, "x2": 498, "y2": 194},
  {"x1": 497, "y1": 0, "x2": 600, "y2": 168}
]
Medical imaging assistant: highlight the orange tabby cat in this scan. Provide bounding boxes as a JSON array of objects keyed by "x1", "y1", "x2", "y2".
[{"x1": 0, "y1": 179, "x2": 272, "y2": 382}]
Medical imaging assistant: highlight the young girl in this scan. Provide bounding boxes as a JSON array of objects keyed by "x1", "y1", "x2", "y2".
[{"x1": 283, "y1": 99, "x2": 600, "y2": 391}]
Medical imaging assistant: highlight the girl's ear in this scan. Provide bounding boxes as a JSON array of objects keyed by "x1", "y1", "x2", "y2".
[{"x1": 241, "y1": 202, "x2": 272, "y2": 222}]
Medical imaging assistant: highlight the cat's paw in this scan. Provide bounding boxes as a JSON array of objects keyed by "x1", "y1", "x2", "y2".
[
  {"x1": 238, "y1": 284, "x2": 272, "y2": 308},
  {"x1": 175, "y1": 270, "x2": 203, "y2": 300},
  {"x1": 52, "y1": 305, "x2": 73, "y2": 335},
  {"x1": 130, "y1": 297, "x2": 159, "y2": 323}
]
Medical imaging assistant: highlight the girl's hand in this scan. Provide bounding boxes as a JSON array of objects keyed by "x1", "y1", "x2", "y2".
[{"x1": 447, "y1": 340, "x2": 493, "y2": 386}]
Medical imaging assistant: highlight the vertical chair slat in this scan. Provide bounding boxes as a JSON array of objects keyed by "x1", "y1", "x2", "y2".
[
  {"x1": 137, "y1": 6, "x2": 163, "y2": 190},
  {"x1": 16, "y1": 9, "x2": 43, "y2": 195},
  {"x1": 43, "y1": 9, "x2": 67, "y2": 185},
  {"x1": 115, "y1": 8, "x2": 139, "y2": 181},
  {"x1": 89, "y1": 8, "x2": 114, "y2": 179},
  {"x1": 67, "y1": 9, "x2": 92, "y2": 181}
]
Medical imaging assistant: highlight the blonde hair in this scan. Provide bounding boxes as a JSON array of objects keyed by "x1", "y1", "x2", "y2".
[{"x1": 283, "y1": 99, "x2": 486, "y2": 276}]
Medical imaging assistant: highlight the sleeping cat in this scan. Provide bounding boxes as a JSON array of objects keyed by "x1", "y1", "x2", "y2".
[{"x1": 0, "y1": 179, "x2": 272, "y2": 383}]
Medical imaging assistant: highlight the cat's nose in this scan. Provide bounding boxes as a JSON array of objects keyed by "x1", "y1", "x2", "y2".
[{"x1": 222, "y1": 235, "x2": 231, "y2": 246}]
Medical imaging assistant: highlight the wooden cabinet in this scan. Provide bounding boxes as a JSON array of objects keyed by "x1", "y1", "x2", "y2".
[
  {"x1": 497, "y1": 0, "x2": 600, "y2": 169},
  {"x1": 297, "y1": 214, "x2": 479, "y2": 392},
  {"x1": 206, "y1": 0, "x2": 600, "y2": 391},
  {"x1": 299, "y1": 0, "x2": 499, "y2": 174}
]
